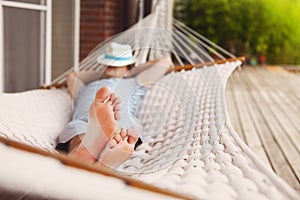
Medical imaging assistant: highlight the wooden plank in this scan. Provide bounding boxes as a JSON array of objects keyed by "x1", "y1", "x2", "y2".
[
  {"x1": 225, "y1": 76, "x2": 245, "y2": 141},
  {"x1": 250, "y1": 68, "x2": 300, "y2": 189},
  {"x1": 252, "y1": 68, "x2": 300, "y2": 153},
  {"x1": 279, "y1": 72, "x2": 300, "y2": 96},
  {"x1": 259, "y1": 69, "x2": 300, "y2": 124},
  {"x1": 229, "y1": 71, "x2": 271, "y2": 168},
  {"x1": 240, "y1": 68, "x2": 300, "y2": 189},
  {"x1": 241, "y1": 67, "x2": 300, "y2": 190},
  {"x1": 263, "y1": 68, "x2": 300, "y2": 102},
  {"x1": 170, "y1": 56, "x2": 245, "y2": 72}
]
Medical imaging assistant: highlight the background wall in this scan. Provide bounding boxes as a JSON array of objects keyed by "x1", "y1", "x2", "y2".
[{"x1": 79, "y1": 0, "x2": 139, "y2": 60}]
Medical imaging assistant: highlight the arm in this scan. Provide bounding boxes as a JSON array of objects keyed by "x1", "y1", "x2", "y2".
[
  {"x1": 67, "y1": 73, "x2": 85, "y2": 98},
  {"x1": 135, "y1": 56, "x2": 173, "y2": 86},
  {"x1": 126, "y1": 56, "x2": 172, "y2": 78},
  {"x1": 74, "y1": 71, "x2": 104, "y2": 84},
  {"x1": 66, "y1": 71, "x2": 104, "y2": 98}
]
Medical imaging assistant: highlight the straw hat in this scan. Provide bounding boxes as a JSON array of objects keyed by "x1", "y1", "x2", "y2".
[{"x1": 97, "y1": 42, "x2": 135, "y2": 67}]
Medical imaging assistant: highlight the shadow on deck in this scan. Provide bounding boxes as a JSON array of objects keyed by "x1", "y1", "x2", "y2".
[{"x1": 226, "y1": 66, "x2": 300, "y2": 191}]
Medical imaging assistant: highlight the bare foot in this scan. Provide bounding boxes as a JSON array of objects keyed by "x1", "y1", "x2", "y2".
[
  {"x1": 71, "y1": 87, "x2": 122, "y2": 162},
  {"x1": 97, "y1": 127, "x2": 139, "y2": 169}
]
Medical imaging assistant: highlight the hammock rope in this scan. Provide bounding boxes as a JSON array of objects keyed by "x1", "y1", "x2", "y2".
[
  {"x1": 1, "y1": 0, "x2": 298, "y2": 199},
  {"x1": 49, "y1": 0, "x2": 240, "y2": 86},
  {"x1": 1, "y1": 61, "x2": 299, "y2": 199}
]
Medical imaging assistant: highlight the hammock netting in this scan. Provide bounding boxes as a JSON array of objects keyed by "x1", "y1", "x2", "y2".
[
  {"x1": 51, "y1": 0, "x2": 236, "y2": 85},
  {"x1": 0, "y1": 0, "x2": 299, "y2": 199}
]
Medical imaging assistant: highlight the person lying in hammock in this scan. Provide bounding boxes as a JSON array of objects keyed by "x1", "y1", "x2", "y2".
[{"x1": 57, "y1": 42, "x2": 172, "y2": 170}]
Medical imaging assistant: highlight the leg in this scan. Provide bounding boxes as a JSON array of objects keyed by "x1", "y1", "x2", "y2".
[
  {"x1": 70, "y1": 87, "x2": 122, "y2": 162},
  {"x1": 67, "y1": 72, "x2": 85, "y2": 99},
  {"x1": 96, "y1": 127, "x2": 139, "y2": 169}
]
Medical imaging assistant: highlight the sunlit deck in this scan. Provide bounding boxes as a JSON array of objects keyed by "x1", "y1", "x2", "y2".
[{"x1": 226, "y1": 66, "x2": 300, "y2": 192}]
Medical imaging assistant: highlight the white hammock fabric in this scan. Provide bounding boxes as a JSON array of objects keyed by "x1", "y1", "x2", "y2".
[
  {"x1": 0, "y1": 142, "x2": 176, "y2": 200},
  {"x1": 0, "y1": 62, "x2": 299, "y2": 199},
  {"x1": 120, "y1": 62, "x2": 298, "y2": 199},
  {"x1": 0, "y1": 0, "x2": 299, "y2": 199},
  {"x1": 0, "y1": 89, "x2": 71, "y2": 151}
]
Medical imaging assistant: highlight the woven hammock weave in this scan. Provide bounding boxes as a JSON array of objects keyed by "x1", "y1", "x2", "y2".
[
  {"x1": 0, "y1": 0, "x2": 298, "y2": 199},
  {"x1": 118, "y1": 61, "x2": 298, "y2": 199},
  {"x1": 0, "y1": 61, "x2": 298, "y2": 199}
]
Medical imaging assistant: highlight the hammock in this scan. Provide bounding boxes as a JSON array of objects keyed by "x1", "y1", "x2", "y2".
[{"x1": 0, "y1": 0, "x2": 299, "y2": 199}]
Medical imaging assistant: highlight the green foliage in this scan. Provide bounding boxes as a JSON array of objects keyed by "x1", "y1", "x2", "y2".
[{"x1": 175, "y1": 0, "x2": 300, "y2": 64}]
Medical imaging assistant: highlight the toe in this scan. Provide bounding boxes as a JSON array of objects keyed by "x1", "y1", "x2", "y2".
[
  {"x1": 120, "y1": 129, "x2": 127, "y2": 138},
  {"x1": 114, "y1": 111, "x2": 121, "y2": 120},
  {"x1": 106, "y1": 139, "x2": 117, "y2": 148},
  {"x1": 95, "y1": 87, "x2": 111, "y2": 102},
  {"x1": 109, "y1": 93, "x2": 116, "y2": 104},
  {"x1": 127, "y1": 127, "x2": 139, "y2": 137},
  {"x1": 113, "y1": 132, "x2": 122, "y2": 143},
  {"x1": 127, "y1": 128, "x2": 139, "y2": 144},
  {"x1": 128, "y1": 135, "x2": 138, "y2": 144},
  {"x1": 113, "y1": 104, "x2": 121, "y2": 112},
  {"x1": 112, "y1": 97, "x2": 121, "y2": 106}
]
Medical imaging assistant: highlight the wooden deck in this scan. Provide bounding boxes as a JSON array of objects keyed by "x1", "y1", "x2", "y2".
[{"x1": 226, "y1": 66, "x2": 300, "y2": 192}]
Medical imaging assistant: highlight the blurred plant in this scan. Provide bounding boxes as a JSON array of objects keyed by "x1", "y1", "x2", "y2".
[{"x1": 174, "y1": 0, "x2": 300, "y2": 64}]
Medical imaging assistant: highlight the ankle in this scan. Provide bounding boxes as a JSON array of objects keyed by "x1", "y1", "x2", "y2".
[{"x1": 71, "y1": 145, "x2": 96, "y2": 164}]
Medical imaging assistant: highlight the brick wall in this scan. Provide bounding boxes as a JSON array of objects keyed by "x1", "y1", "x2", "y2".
[{"x1": 80, "y1": 0, "x2": 124, "y2": 60}]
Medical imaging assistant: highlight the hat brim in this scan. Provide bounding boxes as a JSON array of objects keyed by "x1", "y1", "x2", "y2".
[{"x1": 97, "y1": 55, "x2": 135, "y2": 67}]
